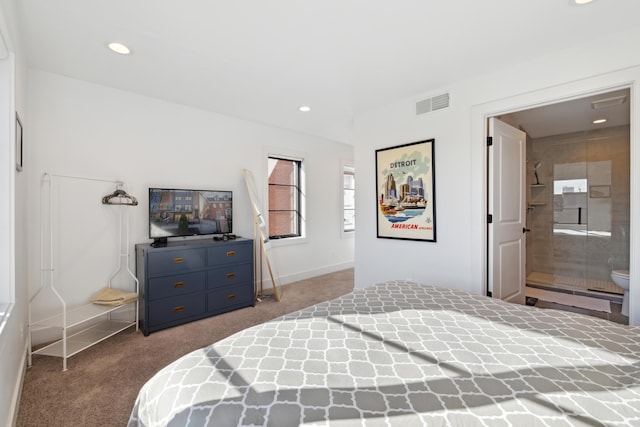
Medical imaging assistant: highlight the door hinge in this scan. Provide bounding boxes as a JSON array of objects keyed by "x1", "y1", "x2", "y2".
[
  {"x1": 487, "y1": 214, "x2": 493, "y2": 224},
  {"x1": 487, "y1": 136, "x2": 493, "y2": 146}
]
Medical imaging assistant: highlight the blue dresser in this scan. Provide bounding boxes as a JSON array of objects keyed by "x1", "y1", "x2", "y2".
[{"x1": 135, "y1": 238, "x2": 254, "y2": 335}]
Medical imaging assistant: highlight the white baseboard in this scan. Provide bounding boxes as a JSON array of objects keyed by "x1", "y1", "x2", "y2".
[
  {"x1": 7, "y1": 339, "x2": 28, "y2": 427},
  {"x1": 257, "y1": 261, "x2": 354, "y2": 289}
]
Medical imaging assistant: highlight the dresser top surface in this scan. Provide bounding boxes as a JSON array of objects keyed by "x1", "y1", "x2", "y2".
[{"x1": 136, "y1": 237, "x2": 251, "y2": 251}]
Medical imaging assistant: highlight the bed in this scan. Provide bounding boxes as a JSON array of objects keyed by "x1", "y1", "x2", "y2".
[{"x1": 128, "y1": 280, "x2": 640, "y2": 426}]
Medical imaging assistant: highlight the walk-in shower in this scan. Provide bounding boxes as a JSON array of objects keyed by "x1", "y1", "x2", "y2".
[
  {"x1": 495, "y1": 88, "x2": 631, "y2": 321},
  {"x1": 526, "y1": 124, "x2": 630, "y2": 299}
]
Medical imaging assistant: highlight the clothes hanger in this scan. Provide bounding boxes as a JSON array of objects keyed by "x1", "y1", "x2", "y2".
[{"x1": 102, "y1": 182, "x2": 138, "y2": 206}]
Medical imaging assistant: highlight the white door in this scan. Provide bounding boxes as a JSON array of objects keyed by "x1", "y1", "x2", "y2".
[{"x1": 488, "y1": 118, "x2": 526, "y2": 304}]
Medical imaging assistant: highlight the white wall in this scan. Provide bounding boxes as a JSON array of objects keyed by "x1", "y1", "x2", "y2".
[
  {"x1": 353, "y1": 26, "x2": 640, "y2": 324},
  {"x1": 25, "y1": 69, "x2": 354, "y2": 332}
]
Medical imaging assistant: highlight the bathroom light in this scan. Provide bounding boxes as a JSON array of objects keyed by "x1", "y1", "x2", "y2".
[
  {"x1": 299, "y1": 106, "x2": 312, "y2": 112},
  {"x1": 593, "y1": 118, "x2": 607, "y2": 124},
  {"x1": 107, "y1": 42, "x2": 131, "y2": 55}
]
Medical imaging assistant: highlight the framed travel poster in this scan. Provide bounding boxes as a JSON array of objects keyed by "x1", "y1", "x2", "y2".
[{"x1": 375, "y1": 139, "x2": 436, "y2": 242}]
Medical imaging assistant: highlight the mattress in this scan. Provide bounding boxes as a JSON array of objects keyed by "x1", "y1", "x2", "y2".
[{"x1": 128, "y1": 280, "x2": 640, "y2": 426}]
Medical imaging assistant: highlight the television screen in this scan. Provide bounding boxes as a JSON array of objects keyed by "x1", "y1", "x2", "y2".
[{"x1": 149, "y1": 188, "x2": 232, "y2": 239}]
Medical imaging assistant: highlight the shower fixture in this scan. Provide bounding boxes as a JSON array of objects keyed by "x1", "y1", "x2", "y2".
[{"x1": 533, "y1": 162, "x2": 542, "y2": 185}]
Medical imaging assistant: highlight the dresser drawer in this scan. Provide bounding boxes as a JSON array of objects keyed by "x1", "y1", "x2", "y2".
[
  {"x1": 207, "y1": 243, "x2": 251, "y2": 266},
  {"x1": 207, "y1": 284, "x2": 253, "y2": 313},
  {"x1": 148, "y1": 294, "x2": 206, "y2": 325},
  {"x1": 207, "y1": 265, "x2": 252, "y2": 289},
  {"x1": 148, "y1": 271, "x2": 206, "y2": 300},
  {"x1": 147, "y1": 248, "x2": 206, "y2": 276}
]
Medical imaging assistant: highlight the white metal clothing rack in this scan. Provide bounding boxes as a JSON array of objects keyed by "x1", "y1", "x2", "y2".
[{"x1": 29, "y1": 173, "x2": 139, "y2": 371}]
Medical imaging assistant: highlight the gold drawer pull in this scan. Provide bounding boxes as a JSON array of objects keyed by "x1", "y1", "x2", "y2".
[
  {"x1": 227, "y1": 294, "x2": 236, "y2": 301},
  {"x1": 226, "y1": 251, "x2": 235, "y2": 257},
  {"x1": 226, "y1": 273, "x2": 236, "y2": 279},
  {"x1": 173, "y1": 305, "x2": 185, "y2": 313},
  {"x1": 174, "y1": 282, "x2": 184, "y2": 288},
  {"x1": 173, "y1": 257, "x2": 184, "y2": 264}
]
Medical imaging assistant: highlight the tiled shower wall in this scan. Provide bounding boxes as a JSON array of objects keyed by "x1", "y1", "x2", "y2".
[{"x1": 526, "y1": 125, "x2": 630, "y2": 282}]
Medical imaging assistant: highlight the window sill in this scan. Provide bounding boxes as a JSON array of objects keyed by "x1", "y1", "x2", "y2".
[
  {"x1": 341, "y1": 230, "x2": 355, "y2": 239},
  {"x1": 0, "y1": 303, "x2": 13, "y2": 337}
]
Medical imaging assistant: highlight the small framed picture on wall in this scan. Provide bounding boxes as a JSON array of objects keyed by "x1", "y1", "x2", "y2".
[{"x1": 16, "y1": 113, "x2": 23, "y2": 171}]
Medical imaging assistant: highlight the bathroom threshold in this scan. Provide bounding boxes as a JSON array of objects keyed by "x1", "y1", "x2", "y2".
[
  {"x1": 526, "y1": 271, "x2": 623, "y2": 303},
  {"x1": 527, "y1": 289, "x2": 629, "y2": 325}
]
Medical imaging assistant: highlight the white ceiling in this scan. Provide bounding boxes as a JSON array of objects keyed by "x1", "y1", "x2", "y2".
[
  {"x1": 12, "y1": 0, "x2": 640, "y2": 143},
  {"x1": 499, "y1": 88, "x2": 631, "y2": 139}
]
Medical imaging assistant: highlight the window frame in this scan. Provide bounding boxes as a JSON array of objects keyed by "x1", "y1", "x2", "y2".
[
  {"x1": 343, "y1": 164, "x2": 355, "y2": 235},
  {"x1": 0, "y1": 52, "x2": 16, "y2": 335},
  {"x1": 267, "y1": 155, "x2": 304, "y2": 241}
]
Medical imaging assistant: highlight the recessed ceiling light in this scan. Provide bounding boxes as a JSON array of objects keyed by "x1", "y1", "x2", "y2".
[
  {"x1": 593, "y1": 118, "x2": 607, "y2": 124},
  {"x1": 299, "y1": 106, "x2": 311, "y2": 112},
  {"x1": 107, "y1": 42, "x2": 131, "y2": 55},
  {"x1": 572, "y1": 0, "x2": 593, "y2": 4}
]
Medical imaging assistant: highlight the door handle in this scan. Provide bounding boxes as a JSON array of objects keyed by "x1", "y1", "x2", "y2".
[{"x1": 523, "y1": 227, "x2": 531, "y2": 233}]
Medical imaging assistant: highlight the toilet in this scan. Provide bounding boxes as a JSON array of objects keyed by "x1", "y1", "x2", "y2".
[{"x1": 611, "y1": 270, "x2": 630, "y2": 316}]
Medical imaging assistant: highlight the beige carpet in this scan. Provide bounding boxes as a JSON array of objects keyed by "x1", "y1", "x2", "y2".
[{"x1": 16, "y1": 268, "x2": 354, "y2": 427}]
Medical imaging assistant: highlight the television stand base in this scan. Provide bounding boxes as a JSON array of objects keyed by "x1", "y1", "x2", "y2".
[
  {"x1": 151, "y1": 237, "x2": 168, "y2": 248},
  {"x1": 213, "y1": 233, "x2": 236, "y2": 242}
]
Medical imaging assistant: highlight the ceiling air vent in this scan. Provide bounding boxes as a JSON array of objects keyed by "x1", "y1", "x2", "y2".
[
  {"x1": 416, "y1": 93, "x2": 450, "y2": 116},
  {"x1": 591, "y1": 95, "x2": 626, "y2": 109}
]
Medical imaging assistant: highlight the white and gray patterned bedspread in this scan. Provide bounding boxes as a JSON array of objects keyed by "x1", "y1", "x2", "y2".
[{"x1": 128, "y1": 281, "x2": 640, "y2": 426}]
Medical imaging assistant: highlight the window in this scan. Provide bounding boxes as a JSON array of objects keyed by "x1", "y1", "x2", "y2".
[
  {"x1": 0, "y1": 55, "x2": 15, "y2": 327},
  {"x1": 553, "y1": 162, "x2": 590, "y2": 227},
  {"x1": 268, "y1": 156, "x2": 302, "y2": 239},
  {"x1": 343, "y1": 166, "x2": 355, "y2": 232}
]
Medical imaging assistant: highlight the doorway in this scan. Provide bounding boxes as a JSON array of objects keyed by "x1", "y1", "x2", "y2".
[{"x1": 489, "y1": 88, "x2": 631, "y2": 324}]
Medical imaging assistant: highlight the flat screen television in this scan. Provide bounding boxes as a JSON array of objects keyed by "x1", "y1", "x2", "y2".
[{"x1": 149, "y1": 188, "x2": 232, "y2": 245}]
